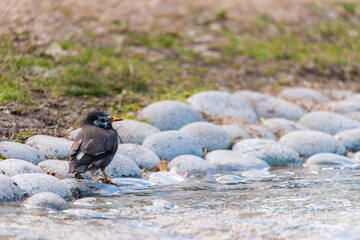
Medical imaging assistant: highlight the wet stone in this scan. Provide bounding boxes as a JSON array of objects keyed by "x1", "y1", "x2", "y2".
[
  {"x1": 324, "y1": 100, "x2": 360, "y2": 114},
  {"x1": 186, "y1": 91, "x2": 258, "y2": 122},
  {"x1": 145, "y1": 199, "x2": 176, "y2": 212},
  {"x1": 147, "y1": 172, "x2": 185, "y2": 186},
  {"x1": 232, "y1": 139, "x2": 303, "y2": 166},
  {"x1": 0, "y1": 141, "x2": 45, "y2": 164},
  {"x1": 278, "y1": 87, "x2": 330, "y2": 109},
  {"x1": 352, "y1": 151, "x2": 360, "y2": 162},
  {"x1": 245, "y1": 124, "x2": 277, "y2": 140},
  {"x1": 235, "y1": 90, "x2": 306, "y2": 120},
  {"x1": 299, "y1": 111, "x2": 360, "y2": 135},
  {"x1": 179, "y1": 122, "x2": 232, "y2": 151},
  {"x1": 0, "y1": 174, "x2": 23, "y2": 203},
  {"x1": 25, "y1": 135, "x2": 73, "y2": 159},
  {"x1": 11, "y1": 173, "x2": 72, "y2": 200},
  {"x1": 221, "y1": 124, "x2": 252, "y2": 142},
  {"x1": 38, "y1": 160, "x2": 92, "y2": 180},
  {"x1": 62, "y1": 179, "x2": 119, "y2": 198},
  {"x1": 279, "y1": 130, "x2": 346, "y2": 158},
  {"x1": 112, "y1": 120, "x2": 160, "y2": 144},
  {"x1": 0, "y1": 159, "x2": 44, "y2": 177},
  {"x1": 216, "y1": 175, "x2": 246, "y2": 185},
  {"x1": 23, "y1": 192, "x2": 70, "y2": 211},
  {"x1": 101, "y1": 154, "x2": 142, "y2": 179},
  {"x1": 62, "y1": 209, "x2": 105, "y2": 219},
  {"x1": 335, "y1": 128, "x2": 360, "y2": 152},
  {"x1": 205, "y1": 150, "x2": 270, "y2": 172},
  {"x1": 138, "y1": 100, "x2": 204, "y2": 131},
  {"x1": 168, "y1": 155, "x2": 214, "y2": 175},
  {"x1": 142, "y1": 131, "x2": 203, "y2": 160},
  {"x1": 111, "y1": 178, "x2": 156, "y2": 189},
  {"x1": 240, "y1": 169, "x2": 275, "y2": 181},
  {"x1": 116, "y1": 144, "x2": 160, "y2": 170},
  {"x1": 305, "y1": 153, "x2": 359, "y2": 169},
  {"x1": 261, "y1": 118, "x2": 309, "y2": 137}
]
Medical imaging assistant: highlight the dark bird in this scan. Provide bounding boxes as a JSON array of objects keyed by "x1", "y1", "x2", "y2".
[{"x1": 68, "y1": 111, "x2": 122, "y2": 184}]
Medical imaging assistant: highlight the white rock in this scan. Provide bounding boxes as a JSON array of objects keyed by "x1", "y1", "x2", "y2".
[
  {"x1": 233, "y1": 139, "x2": 303, "y2": 166},
  {"x1": 299, "y1": 111, "x2": 360, "y2": 135},
  {"x1": 116, "y1": 144, "x2": 160, "y2": 170},
  {"x1": 26, "y1": 135, "x2": 73, "y2": 159},
  {"x1": 245, "y1": 124, "x2": 277, "y2": 140},
  {"x1": 112, "y1": 120, "x2": 160, "y2": 144},
  {"x1": 305, "y1": 153, "x2": 359, "y2": 169},
  {"x1": 278, "y1": 87, "x2": 331, "y2": 108},
  {"x1": 142, "y1": 131, "x2": 203, "y2": 160},
  {"x1": 335, "y1": 128, "x2": 360, "y2": 152},
  {"x1": 279, "y1": 130, "x2": 346, "y2": 158},
  {"x1": 0, "y1": 174, "x2": 23, "y2": 203},
  {"x1": 205, "y1": 150, "x2": 270, "y2": 171},
  {"x1": 168, "y1": 155, "x2": 214, "y2": 175},
  {"x1": 261, "y1": 118, "x2": 309, "y2": 137},
  {"x1": 0, "y1": 159, "x2": 44, "y2": 177},
  {"x1": 221, "y1": 124, "x2": 252, "y2": 142},
  {"x1": 322, "y1": 89, "x2": 354, "y2": 101},
  {"x1": 100, "y1": 153, "x2": 142, "y2": 178},
  {"x1": 12, "y1": 173, "x2": 72, "y2": 199},
  {"x1": 216, "y1": 175, "x2": 246, "y2": 185},
  {"x1": 68, "y1": 128, "x2": 82, "y2": 140},
  {"x1": 138, "y1": 100, "x2": 204, "y2": 130},
  {"x1": 187, "y1": 91, "x2": 258, "y2": 122},
  {"x1": 235, "y1": 90, "x2": 306, "y2": 120},
  {"x1": 38, "y1": 160, "x2": 92, "y2": 180},
  {"x1": 0, "y1": 141, "x2": 45, "y2": 164},
  {"x1": 324, "y1": 100, "x2": 360, "y2": 114},
  {"x1": 147, "y1": 172, "x2": 185, "y2": 185},
  {"x1": 112, "y1": 178, "x2": 156, "y2": 189},
  {"x1": 179, "y1": 122, "x2": 232, "y2": 151},
  {"x1": 23, "y1": 192, "x2": 70, "y2": 211},
  {"x1": 62, "y1": 179, "x2": 119, "y2": 198}
]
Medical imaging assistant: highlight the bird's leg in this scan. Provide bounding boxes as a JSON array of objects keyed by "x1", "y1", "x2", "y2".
[
  {"x1": 101, "y1": 169, "x2": 119, "y2": 187},
  {"x1": 75, "y1": 172, "x2": 84, "y2": 179}
]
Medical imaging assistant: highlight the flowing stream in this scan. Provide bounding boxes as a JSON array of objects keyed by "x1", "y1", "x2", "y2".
[{"x1": 2, "y1": 167, "x2": 360, "y2": 240}]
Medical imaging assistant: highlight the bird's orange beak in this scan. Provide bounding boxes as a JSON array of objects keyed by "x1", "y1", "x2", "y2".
[{"x1": 112, "y1": 117, "x2": 123, "y2": 122}]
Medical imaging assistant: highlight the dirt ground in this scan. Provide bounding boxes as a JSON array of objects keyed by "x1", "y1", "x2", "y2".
[{"x1": 0, "y1": 0, "x2": 359, "y2": 142}]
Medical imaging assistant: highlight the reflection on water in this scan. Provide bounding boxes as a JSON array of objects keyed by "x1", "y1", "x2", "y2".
[{"x1": 2, "y1": 168, "x2": 360, "y2": 239}]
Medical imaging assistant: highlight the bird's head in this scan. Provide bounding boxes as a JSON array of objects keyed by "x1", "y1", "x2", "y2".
[{"x1": 83, "y1": 111, "x2": 122, "y2": 129}]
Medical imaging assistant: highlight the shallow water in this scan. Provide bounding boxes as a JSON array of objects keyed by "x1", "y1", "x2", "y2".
[{"x1": 2, "y1": 168, "x2": 360, "y2": 240}]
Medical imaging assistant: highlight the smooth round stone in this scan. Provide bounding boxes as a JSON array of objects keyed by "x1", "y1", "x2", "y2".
[
  {"x1": 279, "y1": 130, "x2": 346, "y2": 158},
  {"x1": 112, "y1": 120, "x2": 160, "y2": 144},
  {"x1": 245, "y1": 124, "x2": 277, "y2": 140},
  {"x1": 240, "y1": 169, "x2": 275, "y2": 181},
  {"x1": 235, "y1": 90, "x2": 306, "y2": 120},
  {"x1": 261, "y1": 118, "x2": 309, "y2": 137},
  {"x1": 232, "y1": 139, "x2": 303, "y2": 166},
  {"x1": 278, "y1": 87, "x2": 331, "y2": 107},
  {"x1": 299, "y1": 111, "x2": 360, "y2": 135},
  {"x1": 38, "y1": 160, "x2": 92, "y2": 180},
  {"x1": 62, "y1": 209, "x2": 104, "y2": 219},
  {"x1": 11, "y1": 173, "x2": 72, "y2": 199},
  {"x1": 168, "y1": 155, "x2": 214, "y2": 175},
  {"x1": 186, "y1": 91, "x2": 258, "y2": 122},
  {"x1": 347, "y1": 112, "x2": 360, "y2": 121},
  {"x1": 142, "y1": 131, "x2": 203, "y2": 160},
  {"x1": 25, "y1": 135, "x2": 73, "y2": 159},
  {"x1": 101, "y1": 153, "x2": 142, "y2": 178},
  {"x1": 216, "y1": 175, "x2": 246, "y2": 185},
  {"x1": 138, "y1": 100, "x2": 204, "y2": 131},
  {"x1": 179, "y1": 122, "x2": 232, "y2": 151},
  {"x1": 305, "y1": 153, "x2": 359, "y2": 169},
  {"x1": 62, "y1": 179, "x2": 119, "y2": 198},
  {"x1": 145, "y1": 199, "x2": 176, "y2": 212},
  {"x1": 23, "y1": 192, "x2": 70, "y2": 211},
  {"x1": 0, "y1": 159, "x2": 44, "y2": 177},
  {"x1": 322, "y1": 89, "x2": 354, "y2": 101},
  {"x1": 324, "y1": 100, "x2": 360, "y2": 114},
  {"x1": 205, "y1": 150, "x2": 270, "y2": 171},
  {"x1": 68, "y1": 128, "x2": 82, "y2": 140},
  {"x1": 221, "y1": 124, "x2": 251, "y2": 142},
  {"x1": 116, "y1": 144, "x2": 160, "y2": 170},
  {"x1": 112, "y1": 178, "x2": 156, "y2": 189},
  {"x1": 147, "y1": 172, "x2": 185, "y2": 186},
  {"x1": 0, "y1": 141, "x2": 45, "y2": 164},
  {"x1": 0, "y1": 174, "x2": 23, "y2": 203},
  {"x1": 335, "y1": 128, "x2": 360, "y2": 152}
]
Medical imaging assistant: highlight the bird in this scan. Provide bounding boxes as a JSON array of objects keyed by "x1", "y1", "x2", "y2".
[{"x1": 68, "y1": 111, "x2": 122, "y2": 184}]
